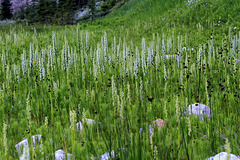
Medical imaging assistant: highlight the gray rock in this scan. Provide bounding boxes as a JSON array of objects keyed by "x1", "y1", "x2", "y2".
[
  {"x1": 164, "y1": 54, "x2": 178, "y2": 61},
  {"x1": 74, "y1": 1, "x2": 103, "y2": 20},
  {"x1": 95, "y1": 148, "x2": 126, "y2": 160},
  {"x1": 74, "y1": 8, "x2": 90, "y2": 20},
  {"x1": 182, "y1": 47, "x2": 187, "y2": 51},
  {"x1": 19, "y1": 147, "x2": 30, "y2": 160},
  {"x1": 0, "y1": 20, "x2": 15, "y2": 24},
  {"x1": 182, "y1": 47, "x2": 194, "y2": 51},
  {"x1": 55, "y1": 150, "x2": 73, "y2": 160},
  {"x1": 139, "y1": 128, "x2": 143, "y2": 134},
  {"x1": 100, "y1": 150, "x2": 116, "y2": 160},
  {"x1": 236, "y1": 59, "x2": 239, "y2": 64},
  {"x1": 185, "y1": 103, "x2": 212, "y2": 120},
  {"x1": 206, "y1": 152, "x2": 240, "y2": 160},
  {"x1": 15, "y1": 135, "x2": 42, "y2": 155},
  {"x1": 15, "y1": 135, "x2": 56, "y2": 159},
  {"x1": 96, "y1": 1, "x2": 104, "y2": 9},
  {"x1": 76, "y1": 118, "x2": 96, "y2": 131}
]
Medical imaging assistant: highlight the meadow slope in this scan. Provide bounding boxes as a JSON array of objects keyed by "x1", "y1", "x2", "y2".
[{"x1": 0, "y1": 0, "x2": 240, "y2": 159}]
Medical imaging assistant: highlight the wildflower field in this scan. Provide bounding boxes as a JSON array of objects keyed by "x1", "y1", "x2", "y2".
[{"x1": 0, "y1": 0, "x2": 240, "y2": 159}]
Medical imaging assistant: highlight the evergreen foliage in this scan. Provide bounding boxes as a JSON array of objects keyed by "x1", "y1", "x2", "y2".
[
  {"x1": 88, "y1": 0, "x2": 96, "y2": 20},
  {"x1": 0, "y1": 0, "x2": 125, "y2": 24},
  {"x1": 36, "y1": 0, "x2": 57, "y2": 24},
  {"x1": 0, "y1": 0, "x2": 13, "y2": 20},
  {"x1": 57, "y1": 0, "x2": 77, "y2": 24}
]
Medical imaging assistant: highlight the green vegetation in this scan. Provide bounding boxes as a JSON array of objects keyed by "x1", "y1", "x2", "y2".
[
  {"x1": 84, "y1": 0, "x2": 240, "y2": 45},
  {"x1": 0, "y1": 0, "x2": 239, "y2": 159}
]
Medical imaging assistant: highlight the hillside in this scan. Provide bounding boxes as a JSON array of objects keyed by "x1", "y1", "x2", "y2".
[
  {"x1": 0, "y1": 0, "x2": 239, "y2": 159},
  {"x1": 83, "y1": 0, "x2": 240, "y2": 45}
]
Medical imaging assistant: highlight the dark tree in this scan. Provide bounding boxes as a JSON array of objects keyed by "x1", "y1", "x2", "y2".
[
  {"x1": 36, "y1": 0, "x2": 57, "y2": 24},
  {"x1": 0, "y1": 0, "x2": 13, "y2": 20},
  {"x1": 25, "y1": 0, "x2": 38, "y2": 24},
  {"x1": 88, "y1": 0, "x2": 95, "y2": 21},
  {"x1": 57, "y1": 0, "x2": 77, "y2": 25},
  {"x1": 79, "y1": 0, "x2": 89, "y2": 8}
]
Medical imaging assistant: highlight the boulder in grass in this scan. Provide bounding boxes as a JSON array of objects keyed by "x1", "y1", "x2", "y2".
[
  {"x1": 206, "y1": 152, "x2": 240, "y2": 160},
  {"x1": 139, "y1": 128, "x2": 143, "y2": 134},
  {"x1": 185, "y1": 103, "x2": 212, "y2": 120},
  {"x1": 15, "y1": 135, "x2": 57, "y2": 159},
  {"x1": 149, "y1": 119, "x2": 166, "y2": 136},
  {"x1": 154, "y1": 119, "x2": 166, "y2": 129},
  {"x1": 55, "y1": 150, "x2": 73, "y2": 160},
  {"x1": 236, "y1": 59, "x2": 239, "y2": 64},
  {"x1": 96, "y1": 148, "x2": 126, "y2": 160},
  {"x1": 15, "y1": 135, "x2": 42, "y2": 156},
  {"x1": 182, "y1": 47, "x2": 187, "y2": 51},
  {"x1": 164, "y1": 55, "x2": 178, "y2": 61},
  {"x1": 76, "y1": 118, "x2": 97, "y2": 131},
  {"x1": 182, "y1": 47, "x2": 194, "y2": 51},
  {"x1": 19, "y1": 147, "x2": 30, "y2": 160},
  {"x1": 0, "y1": 20, "x2": 15, "y2": 24},
  {"x1": 100, "y1": 150, "x2": 115, "y2": 160}
]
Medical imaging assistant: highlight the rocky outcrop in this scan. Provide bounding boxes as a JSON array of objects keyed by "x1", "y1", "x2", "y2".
[
  {"x1": 74, "y1": 1, "x2": 104, "y2": 20},
  {"x1": 0, "y1": 0, "x2": 35, "y2": 14}
]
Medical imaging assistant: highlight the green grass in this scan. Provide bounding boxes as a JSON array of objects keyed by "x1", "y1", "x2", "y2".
[
  {"x1": 82, "y1": 0, "x2": 240, "y2": 45},
  {"x1": 0, "y1": 0, "x2": 240, "y2": 159}
]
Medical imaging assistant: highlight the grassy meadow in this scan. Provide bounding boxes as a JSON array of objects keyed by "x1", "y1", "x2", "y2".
[{"x1": 0, "y1": 0, "x2": 240, "y2": 159}]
